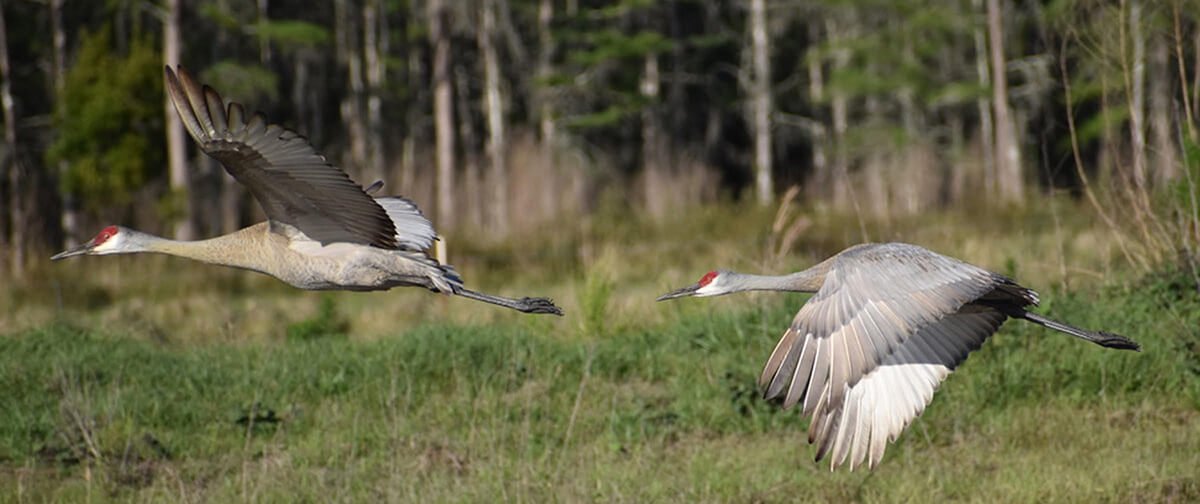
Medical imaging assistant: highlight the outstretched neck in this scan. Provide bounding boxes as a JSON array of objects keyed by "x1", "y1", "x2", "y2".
[
  {"x1": 725, "y1": 270, "x2": 825, "y2": 293},
  {"x1": 120, "y1": 226, "x2": 270, "y2": 274},
  {"x1": 720, "y1": 258, "x2": 833, "y2": 294}
]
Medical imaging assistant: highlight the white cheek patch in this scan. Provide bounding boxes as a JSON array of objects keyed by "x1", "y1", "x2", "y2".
[
  {"x1": 694, "y1": 282, "x2": 722, "y2": 297},
  {"x1": 92, "y1": 237, "x2": 121, "y2": 254}
]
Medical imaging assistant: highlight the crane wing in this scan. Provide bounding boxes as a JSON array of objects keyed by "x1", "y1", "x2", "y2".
[
  {"x1": 758, "y1": 243, "x2": 1009, "y2": 469},
  {"x1": 374, "y1": 197, "x2": 437, "y2": 251},
  {"x1": 165, "y1": 66, "x2": 399, "y2": 249},
  {"x1": 814, "y1": 305, "x2": 1005, "y2": 470}
]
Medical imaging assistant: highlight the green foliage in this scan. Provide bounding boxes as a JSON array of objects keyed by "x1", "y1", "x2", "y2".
[
  {"x1": 46, "y1": 28, "x2": 164, "y2": 214},
  {"x1": 201, "y1": 61, "x2": 280, "y2": 105},
  {"x1": 577, "y1": 265, "x2": 614, "y2": 338},
  {"x1": 286, "y1": 295, "x2": 349, "y2": 342},
  {"x1": 1, "y1": 268, "x2": 1196, "y2": 499},
  {"x1": 251, "y1": 19, "x2": 331, "y2": 49}
]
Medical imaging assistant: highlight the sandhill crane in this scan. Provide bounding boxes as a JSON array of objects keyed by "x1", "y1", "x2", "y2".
[
  {"x1": 51, "y1": 66, "x2": 561, "y2": 316},
  {"x1": 657, "y1": 242, "x2": 1139, "y2": 470}
]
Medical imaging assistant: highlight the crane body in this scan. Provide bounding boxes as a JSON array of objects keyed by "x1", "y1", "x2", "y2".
[
  {"x1": 52, "y1": 66, "x2": 561, "y2": 315},
  {"x1": 658, "y1": 242, "x2": 1139, "y2": 470}
]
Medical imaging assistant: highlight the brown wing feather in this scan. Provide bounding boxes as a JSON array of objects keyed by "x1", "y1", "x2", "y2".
[{"x1": 165, "y1": 66, "x2": 398, "y2": 249}]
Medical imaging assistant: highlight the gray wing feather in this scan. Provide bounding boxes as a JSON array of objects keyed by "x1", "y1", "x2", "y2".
[
  {"x1": 375, "y1": 197, "x2": 438, "y2": 251},
  {"x1": 165, "y1": 66, "x2": 398, "y2": 249},
  {"x1": 825, "y1": 307, "x2": 1006, "y2": 470},
  {"x1": 759, "y1": 243, "x2": 1009, "y2": 469}
]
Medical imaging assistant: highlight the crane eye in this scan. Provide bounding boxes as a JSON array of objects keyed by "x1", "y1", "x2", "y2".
[{"x1": 698, "y1": 271, "x2": 718, "y2": 287}]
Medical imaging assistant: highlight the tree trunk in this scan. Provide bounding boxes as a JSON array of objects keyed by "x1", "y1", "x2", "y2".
[
  {"x1": 986, "y1": 0, "x2": 1022, "y2": 203},
  {"x1": 1150, "y1": 31, "x2": 1178, "y2": 184},
  {"x1": 430, "y1": 0, "x2": 456, "y2": 228},
  {"x1": 0, "y1": 0, "x2": 22, "y2": 278},
  {"x1": 973, "y1": 0, "x2": 995, "y2": 198},
  {"x1": 336, "y1": 0, "x2": 368, "y2": 180},
  {"x1": 748, "y1": 0, "x2": 773, "y2": 205},
  {"x1": 50, "y1": 0, "x2": 78, "y2": 247},
  {"x1": 257, "y1": 0, "x2": 271, "y2": 64},
  {"x1": 827, "y1": 18, "x2": 850, "y2": 208},
  {"x1": 806, "y1": 20, "x2": 829, "y2": 202},
  {"x1": 164, "y1": 0, "x2": 193, "y2": 239},
  {"x1": 536, "y1": 0, "x2": 555, "y2": 145},
  {"x1": 481, "y1": 0, "x2": 508, "y2": 235},
  {"x1": 363, "y1": 0, "x2": 386, "y2": 184},
  {"x1": 641, "y1": 51, "x2": 664, "y2": 216},
  {"x1": 1126, "y1": 0, "x2": 1147, "y2": 190}
]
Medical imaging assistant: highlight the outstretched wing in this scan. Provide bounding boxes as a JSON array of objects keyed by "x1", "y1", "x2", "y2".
[
  {"x1": 374, "y1": 197, "x2": 437, "y2": 251},
  {"x1": 758, "y1": 243, "x2": 1014, "y2": 469},
  {"x1": 165, "y1": 66, "x2": 398, "y2": 249},
  {"x1": 813, "y1": 305, "x2": 1006, "y2": 469}
]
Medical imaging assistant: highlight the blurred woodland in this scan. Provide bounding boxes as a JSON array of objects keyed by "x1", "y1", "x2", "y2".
[{"x1": 1, "y1": 0, "x2": 1199, "y2": 279}]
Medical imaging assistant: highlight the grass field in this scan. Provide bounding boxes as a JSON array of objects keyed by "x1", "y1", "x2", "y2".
[{"x1": 2, "y1": 202, "x2": 1199, "y2": 502}]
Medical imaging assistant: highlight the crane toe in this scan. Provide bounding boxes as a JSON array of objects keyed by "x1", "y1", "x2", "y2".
[{"x1": 518, "y1": 297, "x2": 564, "y2": 315}]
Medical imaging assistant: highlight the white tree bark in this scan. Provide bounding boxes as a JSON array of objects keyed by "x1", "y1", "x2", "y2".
[
  {"x1": 164, "y1": 0, "x2": 193, "y2": 239},
  {"x1": 986, "y1": 0, "x2": 1022, "y2": 203},
  {"x1": 363, "y1": 0, "x2": 386, "y2": 184},
  {"x1": 430, "y1": 0, "x2": 456, "y2": 228},
  {"x1": 481, "y1": 0, "x2": 508, "y2": 234},
  {"x1": 0, "y1": 0, "x2": 23, "y2": 277},
  {"x1": 748, "y1": 0, "x2": 773, "y2": 205},
  {"x1": 973, "y1": 0, "x2": 995, "y2": 196},
  {"x1": 50, "y1": 0, "x2": 79, "y2": 246},
  {"x1": 1127, "y1": 0, "x2": 1147, "y2": 190}
]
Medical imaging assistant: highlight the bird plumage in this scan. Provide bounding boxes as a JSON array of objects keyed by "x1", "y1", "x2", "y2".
[
  {"x1": 657, "y1": 242, "x2": 1139, "y2": 470},
  {"x1": 52, "y1": 66, "x2": 561, "y2": 316}
]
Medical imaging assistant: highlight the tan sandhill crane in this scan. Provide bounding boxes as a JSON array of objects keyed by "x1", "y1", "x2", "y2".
[
  {"x1": 51, "y1": 66, "x2": 561, "y2": 316},
  {"x1": 657, "y1": 242, "x2": 1138, "y2": 470}
]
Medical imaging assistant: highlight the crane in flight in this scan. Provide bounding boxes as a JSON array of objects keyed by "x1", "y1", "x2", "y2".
[
  {"x1": 657, "y1": 242, "x2": 1138, "y2": 470},
  {"x1": 52, "y1": 66, "x2": 561, "y2": 316}
]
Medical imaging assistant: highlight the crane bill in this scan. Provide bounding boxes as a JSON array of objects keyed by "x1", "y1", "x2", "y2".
[
  {"x1": 656, "y1": 283, "x2": 700, "y2": 301},
  {"x1": 50, "y1": 242, "x2": 93, "y2": 261}
]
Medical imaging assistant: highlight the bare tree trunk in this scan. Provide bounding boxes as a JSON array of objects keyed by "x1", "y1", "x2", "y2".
[
  {"x1": 50, "y1": 0, "x2": 78, "y2": 246},
  {"x1": 827, "y1": 18, "x2": 850, "y2": 208},
  {"x1": 164, "y1": 0, "x2": 193, "y2": 239},
  {"x1": 336, "y1": 0, "x2": 368, "y2": 180},
  {"x1": 748, "y1": 0, "x2": 773, "y2": 205},
  {"x1": 0, "y1": 0, "x2": 23, "y2": 278},
  {"x1": 1150, "y1": 32, "x2": 1178, "y2": 184},
  {"x1": 536, "y1": 0, "x2": 555, "y2": 145},
  {"x1": 986, "y1": 0, "x2": 1022, "y2": 203},
  {"x1": 641, "y1": 51, "x2": 664, "y2": 216},
  {"x1": 1125, "y1": 0, "x2": 1149, "y2": 192},
  {"x1": 481, "y1": 0, "x2": 508, "y2": 234},
  {"x1": 807, "y1": 32, "x2": 828, "y2": 200},
  {"x1": 257, "y1": 0, "x2": 271, "y2": 64},
  {"x1": 973, "y1": 0, "x2": 995, "y2": 198},
  {"x1": 430, "y1": 0, "x2": 456, "y2": 228},
  {"x1": 363, "y1": 0, "x2": 386, "y2": 184}
]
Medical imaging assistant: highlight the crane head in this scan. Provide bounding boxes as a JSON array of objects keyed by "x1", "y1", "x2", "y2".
[
  {"x1": 656, "y1": 270, "x2": 725, "y2": 301},
  {"x1": 51, "y1": 225, "x2": 127, "y2": 261}
]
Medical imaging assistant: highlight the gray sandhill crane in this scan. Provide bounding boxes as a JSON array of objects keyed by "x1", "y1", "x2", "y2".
[
  {"x1": 657, "y1": 242, "x2": 1138, "y2": 470},
  {"x1": 51, "y1": 66, "x2": 561, "y2": 316}
]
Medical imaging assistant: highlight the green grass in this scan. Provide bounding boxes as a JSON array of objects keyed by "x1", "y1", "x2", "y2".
[{"x1": 2, "y1": 267, "x2": 1197, "y2": 502}]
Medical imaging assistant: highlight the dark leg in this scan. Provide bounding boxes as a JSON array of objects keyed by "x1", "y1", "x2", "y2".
[{"x1": 455, "y1": 288, "x2": 564, "y2": 315}]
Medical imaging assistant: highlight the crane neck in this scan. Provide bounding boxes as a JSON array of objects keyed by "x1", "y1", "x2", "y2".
[
  {"x1": 721, "y1": 257, "x2": 833, "y2": 294},
  {"x1": 123, "y1": 226, "x2": 271, "y2": 274}
]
